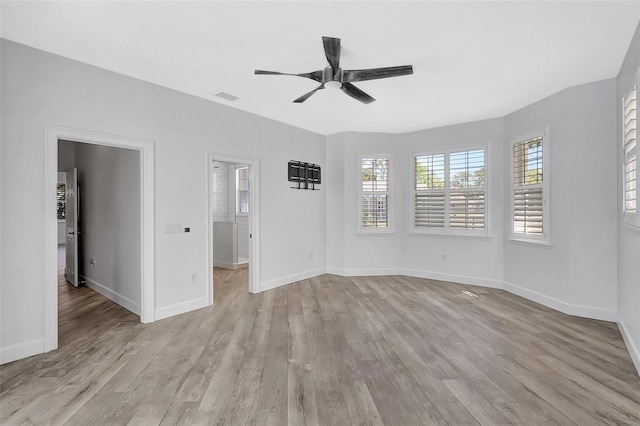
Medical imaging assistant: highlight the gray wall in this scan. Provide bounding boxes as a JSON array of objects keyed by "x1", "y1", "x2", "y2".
[
  {"x1": 74, "y1": 142, "x2": 141, "y2": 313},
  {"x1": 1, "y1": 39, "x2": 326, "y2": 363},
  {"x1": 617, "y1": 23, "x2": 640, "y2": 372},
  {"x1": 503, "y1": 79, "x2": 618, "y2": 319}
]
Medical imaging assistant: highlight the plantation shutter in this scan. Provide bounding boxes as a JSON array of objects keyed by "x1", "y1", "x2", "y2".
[
  {"x1": 361, "y1": 156, "x2": 390, "y2": 228},
  {"x1": 415, "y1": 154, "x2": 445, "y2": 228},
  {"x1": 624, "y1": 85, "x2": 637, "y2": 218},
  {"x1": 513, "y1": 137, "x2": 544, "y2": 236},
  {"x1": 449, "y1": 149, "x2": 485, "y2": 230}
]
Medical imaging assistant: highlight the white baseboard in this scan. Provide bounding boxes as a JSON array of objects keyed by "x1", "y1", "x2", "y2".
[
  {"x1": 403, "y1": 268, "x2": 503, "y2": 289},
  {"x1": 155, "y1": 296, "x2": 209, "y2": 321},
  {"x1": 82, "y1": 275, "x2": 140, "y2": 316},
  {"x1": 327, "y1": 266, "x2": 502, "y2": 289},
  {"x1": 327, "y1": 267, "x2": 404, "y2": 277},
  {"x1": 618, "y1": 318, "x2": 640, "y2": 376},
  {"x1": 260, "y1": 267, "x2": 327, "y2": 292},
  {"x1": 0, "y1": 338, "x2": 44, "y2": 365},
  {"x1": 214, "y1": 260, "x2": 234, "y2": 269},
  {"x1": 503, "y1": 281, "x2": 616, "y2": 322}
]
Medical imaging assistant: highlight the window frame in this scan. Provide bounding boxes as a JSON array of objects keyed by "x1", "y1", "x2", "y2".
[
  {"x1": 411, "y1": 144, "x2": 489, "y2": 237},
  {"x1": 622, "y1": 72, "x2": 639, "y2": 228},
  {"x1": 358, "y1": 153, "x2": 393, "y2": 233},
  {"x1": 236, "y1": 166, "x2": 249, "y2": 216},
  {"x1": 510, "y1": 127, "x2": 551, "y2": 244}
]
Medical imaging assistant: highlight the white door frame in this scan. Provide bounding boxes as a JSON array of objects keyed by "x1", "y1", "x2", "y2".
[
  {"x1": 207, "y1": 152, "x2": 260, "y2": 303},
  {"x1": 44, "y1": 125, "x2": 155, "y2": 352}
]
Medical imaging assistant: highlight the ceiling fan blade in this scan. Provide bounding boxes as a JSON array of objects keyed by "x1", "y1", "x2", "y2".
[
  {"x1": 293, "y1": 84, "x2": 325, "y2": 103},
  {"x1": 340, "y1": 83, "x2": 375, "y2": 104},
  {"x1": 255, "y1": 70, "x2": 323, "y2": 83},
  {"x1": 343, "y1": 65, "x2": 414, "y2": 83},
  {"x1": 322, "y1": 36, "x2": 341, "y2": 72}
]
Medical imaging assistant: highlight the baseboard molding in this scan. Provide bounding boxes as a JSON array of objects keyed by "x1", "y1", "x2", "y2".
[
  {"x1": 327, "y1": 266, "x2": 502, "y2": 289},
  {"x1": 82, "y1": 275, "x2": 140, "y2": 316},
  {"x1": 503, "y1": 281, "x2": 616, "y2": 322},
  {"x1": 0, "y1": 338, "x2": 44, "y2": 365},
  {"x1": 327, "y1": 267, "x2": 404, "y2": 277},
  {"x1": 403, "y1": 268, "x2": 503, "y2": 289},
  {"x1": 155, "y1": 296, "x2": 209, "y2": 321},
  {"x1": 213, "y1": 260, "x2": 247, "y2": 270},
  {"x1": 260, "y1": 267, "x2": 327, "y2": 292},
  {"x1": 618, "y1": 318, "x2": 640, "y2": 376}
]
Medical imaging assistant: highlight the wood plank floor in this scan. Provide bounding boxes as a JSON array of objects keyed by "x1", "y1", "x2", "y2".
[{"x1": 1, "y1": 259, "x2": 639, "y2": 424}]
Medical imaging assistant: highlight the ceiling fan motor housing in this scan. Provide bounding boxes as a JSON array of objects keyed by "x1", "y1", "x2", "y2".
[{"x1": 323, "y1": 66, "x2": 343, "y2": 85}]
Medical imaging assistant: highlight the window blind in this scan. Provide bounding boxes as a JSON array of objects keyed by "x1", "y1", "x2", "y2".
[
  {"x1": 513, "y1": 137, "x2": 544, "y2": 237},
  {"x1": 361, "y1": 156, "x2": 390, "y2": 229},
  {"x1": 414, "y1": 149, "x2": 485, "y2": 232},
  {"x1": 624, "y1": 85, "x2": 637, "y2": 218}
]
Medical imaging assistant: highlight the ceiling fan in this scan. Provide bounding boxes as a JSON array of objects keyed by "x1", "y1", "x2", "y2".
[{"x1": 255, "y1": 36, "x2": 414, "y2": 104}]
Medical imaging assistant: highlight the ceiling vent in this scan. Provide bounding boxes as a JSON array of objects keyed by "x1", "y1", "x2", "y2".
[{"x1": 214, "y1": 91, "x2": 239, "y2": 101}]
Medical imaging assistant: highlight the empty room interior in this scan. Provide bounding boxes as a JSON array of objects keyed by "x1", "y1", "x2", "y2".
[{"x1": 1, "y1": 1, "x2": 640, "y2": 425}]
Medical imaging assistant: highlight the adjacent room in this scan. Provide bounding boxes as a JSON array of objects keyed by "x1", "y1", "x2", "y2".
[{"x1": 1, "y1": 1, "x2": 640, "y2": 425}]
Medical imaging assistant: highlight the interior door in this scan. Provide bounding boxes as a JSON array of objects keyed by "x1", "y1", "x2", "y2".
[{"x1": 65, "y1": 168, "x2": 79, "y2": 287}]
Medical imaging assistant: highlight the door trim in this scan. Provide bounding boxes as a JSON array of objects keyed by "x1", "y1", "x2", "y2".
[
  {"x1": 44, "y1": 125, "x2": 155, "y2": 352},
  {"x1": 207, "y1": 152, "x2": 260, "y2": 303}
]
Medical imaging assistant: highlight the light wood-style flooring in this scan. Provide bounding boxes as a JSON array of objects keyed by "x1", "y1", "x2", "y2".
[{"x1": 1, "y1": 258, "x2": 640, "y2": 424}]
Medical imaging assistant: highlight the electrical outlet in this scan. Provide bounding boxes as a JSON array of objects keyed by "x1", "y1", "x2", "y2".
[
  {"x1": 90, "y1": 258, "x2": 96, "y2": 268},
  {"x1": 191, "y1": 273, "x2": 197, "y2": 282}
]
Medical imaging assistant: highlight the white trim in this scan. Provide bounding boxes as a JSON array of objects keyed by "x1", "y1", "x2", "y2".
[
  {"x1": 506, "y1": 237, "x2": 554, "y2": 248},
  {"x1": 617, "y1": 318, "x2": 640, "y2": 376},
  {"x1": 622, "y1": 71, "x2": 639, "y2": 228},
  {"x1": 327, "y1": 267, "x2": 502, "y2": 289},
  {"x1": 260, "y1": 267, "x2": 327, "y2": 292},
  {"x1": 327, "y1": 267, "x2": 404, "y2": 277},
  {"x1": 213, "y1": 260, "x2": 245, "y2": 270},
  {"x1": 207, "y1": 152, "x2": 260, "y2": 301},
  {"x1": 503, "y1": 281, "x2": 616, "y2": 322},
  {"x1": 44, "y1": 125, "x2": 155, "y2": 354},
  {"x1": 404, "y1": 268, "x2": 503, "y2": 289},
  {"x1": 358, "y1": 153, "x2": 393, "y2": 233},
  {"x1": 81, "y1": 275, "x2": 140, "y2": 315},
  {"x1": 0, "y1": 339, "x2": 45, "y2": 365},
  {"x1": 155, "y1": 296, "x2": 209, "y2": 321},
  {"x1": 510, "y1": 126, "x2": 551, "y2": 244}
]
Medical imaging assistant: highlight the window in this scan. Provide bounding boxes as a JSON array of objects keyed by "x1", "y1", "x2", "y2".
[
  {"x1": 623, "y1": 84, "x2": 637, "y2": 226},
  {"x1": 360, "y1": 155, "x2": 390, "y2": 231},
  {"x1": 413, "y1": 148, "x2": 486, "y2": 233},
  {"x1": 57, "y1": 183, "x2": 66, "y2": 220},
  {"x1": 236, "y1": 167, "x2": 249, "y2": 215},
  {"x1": 512, "y1": 129, "x2": 549, "y2": 242}
]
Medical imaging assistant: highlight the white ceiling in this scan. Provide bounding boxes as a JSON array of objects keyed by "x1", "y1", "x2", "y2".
[{"x1": 1, "y1": 1, "x2": 639, "y2": 135}]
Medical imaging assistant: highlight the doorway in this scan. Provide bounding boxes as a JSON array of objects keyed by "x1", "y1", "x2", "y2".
[
  {"x1": 207, "y1": 153, "x2": 260, "y2": 306},
  {"x1": 44, "y1": 125, "x2": 155, "y2": 353}
]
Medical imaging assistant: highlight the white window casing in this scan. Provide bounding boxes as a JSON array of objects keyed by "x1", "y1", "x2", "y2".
[
  {"x1": 359, "y1": 154, "x2": 392, "y2": 232},
  {"x1": 511, "y1": 128, "x2": 550, "y2": 244},
  {"x1": 623, "y1": 81, "x2": 638, "y2": 226}
]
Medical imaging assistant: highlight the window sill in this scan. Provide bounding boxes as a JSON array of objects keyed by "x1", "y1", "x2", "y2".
[
  {"x1": 355, "y1": 231, "x2": 396, "y2": 237},
  {"x1": 507, "y1": 238, "x2": 554, "y2": 248},
  {"x1": 409, "y1": 232, "x2": 493, "y2": 241},
  {"x1": 622, "y1": 222, "x2": 640, "y2": 234}
]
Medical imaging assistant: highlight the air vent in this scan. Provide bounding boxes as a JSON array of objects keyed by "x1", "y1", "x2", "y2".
[{"x1": 214, "y1": 91, "x2": 239, "y2": 101}]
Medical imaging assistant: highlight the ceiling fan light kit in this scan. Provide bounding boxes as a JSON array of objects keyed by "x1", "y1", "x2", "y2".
[{"x1": 255, "y1": 36, "x2": 414, "y2": 104}]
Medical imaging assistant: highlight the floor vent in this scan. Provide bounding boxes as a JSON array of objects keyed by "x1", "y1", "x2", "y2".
[
  {"x1": 462, "y1": 290, "x2": 478, "y2": 298},
  {"x1": 214, "y1": 91, "x2": 239, "y2": 101}
]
